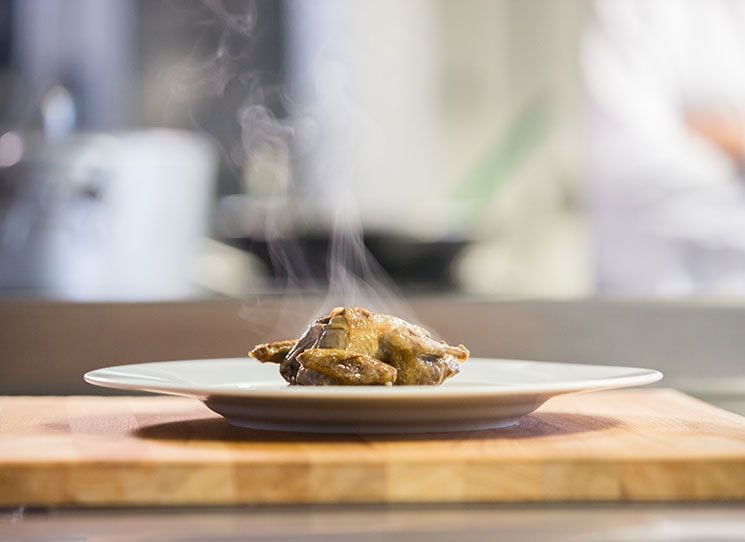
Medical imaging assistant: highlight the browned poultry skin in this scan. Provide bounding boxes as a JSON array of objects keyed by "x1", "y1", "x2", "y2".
[
  {"x1": 379, "y1": 324, "x2": 465, "y2": 385},
  {"x1": 250, "y1": 307, "x2": 469, "y2": 386},
  {"x1": 297, "y1": 348, "x2": 397, "y2": 385},
  {"x1": 249, "y1": 339, "x2": 296, "y2": 365}
]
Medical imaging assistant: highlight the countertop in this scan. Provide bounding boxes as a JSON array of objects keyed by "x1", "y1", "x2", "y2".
[{"x1": 4, "y1": 504, "x2": 745, "y2": 541}]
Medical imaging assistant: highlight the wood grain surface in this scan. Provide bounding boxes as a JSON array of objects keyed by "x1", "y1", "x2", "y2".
[{"x1": 2, "y1": 389, "x2": 745, "y2": 506}]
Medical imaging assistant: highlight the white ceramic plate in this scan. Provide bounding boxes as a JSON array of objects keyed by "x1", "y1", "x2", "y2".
[{"x1": 85, "y1": 358, "x2": 662, "y2": 433}]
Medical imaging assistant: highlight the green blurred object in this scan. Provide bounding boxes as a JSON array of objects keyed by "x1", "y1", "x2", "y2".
[{"x1": 454, "y1": 93, "x2": 551, "y2": 227}]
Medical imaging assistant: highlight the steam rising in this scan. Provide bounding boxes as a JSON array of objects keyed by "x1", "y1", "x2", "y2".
[{"x1": 185, "y1": 0, "x2": 417, "y2": 334}]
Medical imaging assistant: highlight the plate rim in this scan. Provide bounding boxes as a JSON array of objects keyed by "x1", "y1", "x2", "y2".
[{"x1": 84, "y1": 357, "x2": 663, "y2": 400}]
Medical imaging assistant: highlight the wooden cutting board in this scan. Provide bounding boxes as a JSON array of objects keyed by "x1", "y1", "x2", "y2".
[{"x1": 2, "y1": 389, "x2": 745, "y2": 506}]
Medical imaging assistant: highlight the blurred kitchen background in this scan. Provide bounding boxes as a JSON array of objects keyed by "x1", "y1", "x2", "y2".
[
  {"x1": 5, "y1": 0, "x2": 745, "y2": 301},
  {"x1": 0, "y1": 0, "x2": 590, "y2": 300}
]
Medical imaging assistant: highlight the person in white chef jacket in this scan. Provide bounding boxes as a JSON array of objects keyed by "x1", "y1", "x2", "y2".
[{"x1": 583, "y1": 0, "x2": 745, "y2": 295}]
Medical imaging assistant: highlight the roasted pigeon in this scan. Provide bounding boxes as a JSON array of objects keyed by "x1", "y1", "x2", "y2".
[{"x1": 249, "y1": 307, "x2": 469, "y2": 386}]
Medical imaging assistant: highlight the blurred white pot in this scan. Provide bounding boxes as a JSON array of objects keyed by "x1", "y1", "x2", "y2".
[{"x1": 0, "y1": 129, "x2": 217, "y2": 300}]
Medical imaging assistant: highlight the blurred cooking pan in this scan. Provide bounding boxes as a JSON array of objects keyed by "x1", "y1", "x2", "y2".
[{"x1": 228, "y1": 232, "x2": 470, "y2": 290}]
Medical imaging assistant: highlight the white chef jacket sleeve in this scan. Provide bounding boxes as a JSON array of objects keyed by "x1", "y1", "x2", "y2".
[{"x1": 583, "y1": 0, "x2": 745, "y2": 251}]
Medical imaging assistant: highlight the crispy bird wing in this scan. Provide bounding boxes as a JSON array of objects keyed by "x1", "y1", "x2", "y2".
[
  {"x1": 249, "y1": 339, "x2": 296, "y2": 364},
  {"x1": 297, "y1": 348, "x2": 397, "y2": 386}
]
